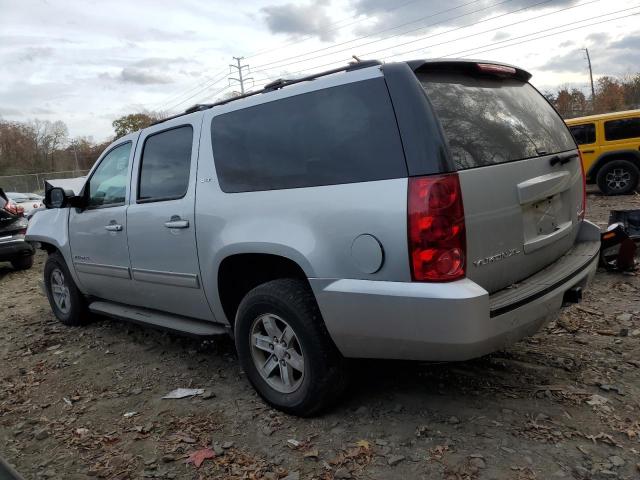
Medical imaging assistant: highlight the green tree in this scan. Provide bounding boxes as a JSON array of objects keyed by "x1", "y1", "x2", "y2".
[{"x1": 112, "y1": 112, "x2": 163, "y2": 139}]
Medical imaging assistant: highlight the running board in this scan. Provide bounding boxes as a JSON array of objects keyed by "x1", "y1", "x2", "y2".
[{"x1": 88, "y1": 301, "x2": 228, "y2": 337}]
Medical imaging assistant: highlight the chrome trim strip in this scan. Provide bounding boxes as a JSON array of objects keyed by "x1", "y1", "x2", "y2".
[
  {"x1": 131, "y1": 268, "x2": 200, "y2": 289},
  {"x1": 74, "y1": 262, "x2": 131, "y2": 279}
]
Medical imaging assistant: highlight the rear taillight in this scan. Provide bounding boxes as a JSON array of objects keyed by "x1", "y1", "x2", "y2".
[
  {"x1": 408, "y1": 174, "x2": 466, "y2": 282},
  {"x1": 578, "y1": 151, "x2": 587, "y2": 220},
  {"x1": 3, "y1": 202, "x2": 24, "y2": 216}
]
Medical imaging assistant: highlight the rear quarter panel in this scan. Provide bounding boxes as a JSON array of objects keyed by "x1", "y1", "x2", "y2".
[{"x1": 196, "y1": 123, "x2": 410, "y2": 324}]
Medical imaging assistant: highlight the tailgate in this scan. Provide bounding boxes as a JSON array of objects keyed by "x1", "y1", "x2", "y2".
[{"x1": 418, "y1": 64, "x2": 583, "y2": 293}]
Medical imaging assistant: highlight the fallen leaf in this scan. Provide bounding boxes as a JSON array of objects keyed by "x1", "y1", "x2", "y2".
[
  {"x1": 303, "y1": 448, "x2": 319, "y2": 459},
  {"x1": 356, "y1": 440, "x2": 370, "y2": 449},
  {"x1": 186, "y1": 448, "x2": 216, "y2": 468}
]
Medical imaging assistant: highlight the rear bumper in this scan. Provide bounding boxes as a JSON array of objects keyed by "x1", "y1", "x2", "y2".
[
  {"x1": 0, "y1": 236, "x2": 34, "y2": 262},
  {"x1": 311, "y1": 220, "x2": 600, "y2": 361}
]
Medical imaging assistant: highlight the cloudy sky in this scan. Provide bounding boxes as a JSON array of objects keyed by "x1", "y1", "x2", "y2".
[{"x1": 1, "y1": 0, "x2": 639, "y2": 141}]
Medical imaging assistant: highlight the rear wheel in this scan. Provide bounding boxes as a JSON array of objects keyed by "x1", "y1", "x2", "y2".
[
  {"x1": 235, "y1": 278, "x2": 348, "y2": 416},
  {"x1": 596, "y1": 159, "x2": 639, "y2": 195},
  {"x1": 11, "y1": 255, "x2": 34, "y2": 270},
  {"x1": 44, "y1": 252, "x2": 88, "y2": 326}
]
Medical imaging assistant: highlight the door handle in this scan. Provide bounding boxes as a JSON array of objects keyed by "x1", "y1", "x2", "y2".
[
  {"x1": 582, "y1": 149, "x2": 595, "y2": 154},
  {"x1": 549, "y1": 152, "x2": 579, "y2": 166},
  {"x1": 104, "y1": 224, "x2": 123, "y2": 232},
  {"x1": 164, "y1": 217, "x2": 189, "y2": 229}
]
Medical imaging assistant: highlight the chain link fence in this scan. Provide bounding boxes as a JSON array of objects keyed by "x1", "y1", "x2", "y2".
[{"x1": 0, "y1": 169, "x2": 89, "y2": 194}]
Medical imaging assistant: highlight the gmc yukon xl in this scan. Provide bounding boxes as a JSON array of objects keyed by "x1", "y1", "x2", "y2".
[{"x1": 27, "y1": 59, "x2": 601, "y2": 415}]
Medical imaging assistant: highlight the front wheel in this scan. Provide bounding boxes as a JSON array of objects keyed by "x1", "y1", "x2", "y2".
[
  {"x1": 235, "y1": 278, "x2": 348, "y2": 416},
  {"x1": 596, "y1": 159, "x2": 639, "y2": 195},
  {"x1": 44, "y1": 252, "x2": 88, "y2": 326}
]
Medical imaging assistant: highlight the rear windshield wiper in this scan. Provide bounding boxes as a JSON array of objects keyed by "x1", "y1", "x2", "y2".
[{"x1": 549, "y1": 152, "x2": 579, "y2": 167}]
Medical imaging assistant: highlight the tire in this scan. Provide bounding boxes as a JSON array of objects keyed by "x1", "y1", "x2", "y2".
[
  {"x1": 44, "y1": 252, "x2": 88, "y2": 326},
  {"x1": 596, "y1": 159, "x2": 640, "y2": 196},
  {"x1": 235, "y1": 278, "x2": 348, "y2": 416},
  {"x1": 11, "y1": 255, "x2": 34, "y2": 270}
]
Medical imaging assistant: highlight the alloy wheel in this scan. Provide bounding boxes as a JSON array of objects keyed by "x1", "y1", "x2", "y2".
[
  {"x1": 50, "y1": 268, "x2": 71, "y2": 315},
  {"x1": 605, "y1": 167, "x2": 631, "y2": 192},
  {"x1": 249, "y1": 313, "x2": 305, "y2": 394}
]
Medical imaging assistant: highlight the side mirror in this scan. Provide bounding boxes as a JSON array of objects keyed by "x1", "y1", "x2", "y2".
[{"x1": 46, "y1": 187, "x2": 78, "y2": 208}]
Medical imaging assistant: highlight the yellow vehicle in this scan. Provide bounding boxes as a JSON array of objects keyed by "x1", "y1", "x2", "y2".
[{"x1": 566, "y1": 109, "x2": 640, "y2": 195}]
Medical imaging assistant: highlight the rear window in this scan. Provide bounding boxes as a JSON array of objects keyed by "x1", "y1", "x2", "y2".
[
  {"x1": 419, "y1": 72, "x2": 576, "y2": 170},
  {"x1": 138, "y1": 126, "x2": 193, "y2": 202},
  {"x1": 211, "y1": 78, "x2": 407, "y2": 193},
  {"x1": 569, "y1": 123, "x2": 596, "y2": 145},
  {"x1": 604, "y1": 117, "x2": 640, "y2": 141}
]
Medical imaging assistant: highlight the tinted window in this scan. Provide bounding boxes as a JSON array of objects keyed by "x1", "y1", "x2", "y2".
[
  {"x1": 604, "y1": 117, "x2": 640, "y2": 141},
  {"x1": 419, "y1": 72, "x2": 576, "y2": 170},
  {"x1": 211, "y1": 79, "x2": 406, "y2": 192},
  {"x1": 88, "y1": 142, "x2": 131, "y2": 208},
  {"x1": 138, "y1": 126, "x2": 193, "y2": 202},
  {"x1": 569, "y1": 123, "x2": 596, "y2": 145}
]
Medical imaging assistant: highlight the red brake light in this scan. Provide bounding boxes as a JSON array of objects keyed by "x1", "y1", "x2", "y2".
[
  {"x1": 476, "y1": 63, "x2": 516, "y2": 77},
  {"x1": 3, "y1": 202, "x2": 24, "y2": 216},
  {"x1": 578, "y1": 151, "x2": 587, "y2": 220},
  {"x1": 408, "y1": 174, "x2": 466, "y2": 282}
]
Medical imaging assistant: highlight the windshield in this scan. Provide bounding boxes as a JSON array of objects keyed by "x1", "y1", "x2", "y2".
[
  {"x1": 6, "y1": 192, "x2": 29, "y2": 203},
  {"x1": 419, "y1": 72, "x2": 576, "y2": 170}
]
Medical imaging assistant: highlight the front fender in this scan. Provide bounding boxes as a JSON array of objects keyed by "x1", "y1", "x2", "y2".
[{"x1": 25, "y1": 208, "x2": 82, "y2": 288}]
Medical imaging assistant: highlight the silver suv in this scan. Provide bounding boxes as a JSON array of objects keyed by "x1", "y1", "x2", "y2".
[{"x1": 27, "y1": 59, "x2": 600, "y2": 416}]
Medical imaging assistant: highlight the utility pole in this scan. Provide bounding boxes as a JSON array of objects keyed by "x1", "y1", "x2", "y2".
[
  {"x1": 70, "y1": 140, "x2": 80, "y2": 171},
  {"x1": 229, "y1": 56, "x2": 253, "y2": 94},
  {"x1": 584, "y1": 48, "x2": 596, "y2": 108}
]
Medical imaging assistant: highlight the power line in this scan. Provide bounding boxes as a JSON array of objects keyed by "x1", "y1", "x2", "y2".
[
  {"x1": 247, "y1": 6, "x2": 638, "y2": 92},
  {"x1": 251, "y1": 0, "x2": 599, "y2": 82},
  {"x1": 244, "y1": 0, "x2": 425, "y2": 60},
  {"x1": 441, "y1": 8, "x2": 639, "y2": 58},
  {"x1": 370, "y1": 0, "x2": 600, "y2": 59},
  {"x1": 251, "y1": 0, "x2": 487, "y2": 71},
  {"x1": 147, "y1": 68, "x2": 228, "y2": 111},
  {"x1": 250, "y1": 0, "x2": 572, "y2": 76},
  {"x1": 164, "y1": 76, "x2": 230, "y2": 112}
]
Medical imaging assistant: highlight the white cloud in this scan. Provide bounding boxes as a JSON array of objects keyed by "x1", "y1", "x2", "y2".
[{"x1": 0, "y1": 0, "x2": 638, "y2": 141}]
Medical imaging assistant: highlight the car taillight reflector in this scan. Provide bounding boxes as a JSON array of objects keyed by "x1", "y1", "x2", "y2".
[
  {"x1": 476, "y1": 63, "x2": 516, "y2": 77},
  {"x1": 408, "y1": 174, "x2": 466, "y2": 282},
  {"x1": 578, "y1": 151, "x2": 587, "y2": 220}
]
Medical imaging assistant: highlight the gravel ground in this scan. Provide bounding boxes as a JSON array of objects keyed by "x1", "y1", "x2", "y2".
[{"x1": 0, "y1": 189, "x2": 639, "y2": 480}]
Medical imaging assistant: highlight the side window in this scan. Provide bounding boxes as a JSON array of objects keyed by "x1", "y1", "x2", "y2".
[
  {"x1": 211, "y1": 78, "x2": 407, "y2": 192},
  {"x1": 87, "y1": 142, "x2": 132, "y2": 208},
  {"x1": 569, "y1": 123, "x2": 596, "y2": 145},
  {"x1": 138, "y1": 126, "x2": 193, "y2": 202},
  {"x1": 604, "y1": 117, "x2": 640, "y2": 141}
]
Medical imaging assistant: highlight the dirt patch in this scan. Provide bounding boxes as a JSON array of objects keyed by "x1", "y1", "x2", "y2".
[{"x1": 1, "y1": 189, "x2": 639, "y2": 479}]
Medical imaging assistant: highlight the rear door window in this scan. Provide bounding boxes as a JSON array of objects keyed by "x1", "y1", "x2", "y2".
[
  {"x1": 418, "y1": 72, "x2": 576, "y2": 170},
  {"x1": 211, "y1": 79, "x2": 407, "y2": 193},
  {"x1": 604, "y1": 117, "x2": 640, "y2": 141},
  {"x1": 138, "y1": 126, "x2": 193, "y2": 202},
  {"x1": 569, "y1": 123, "x2": 596, "y2": 145}
]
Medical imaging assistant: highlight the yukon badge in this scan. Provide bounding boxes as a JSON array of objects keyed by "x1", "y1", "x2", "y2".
[{"x1": 473, "y1": 248, "x2": 522, "y2": 267}]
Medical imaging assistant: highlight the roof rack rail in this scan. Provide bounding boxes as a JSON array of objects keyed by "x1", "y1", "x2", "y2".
[{"x1": 151, "y1": 59, "x2": 382, "y2": 127}]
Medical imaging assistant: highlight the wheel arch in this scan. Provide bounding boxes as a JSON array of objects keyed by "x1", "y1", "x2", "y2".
[
  {"x1": 216, "y1": 252, "x2": 314, "y2": 328},
  {"x1": 587, "y1": 149, "x2": 640, "y2": 180}
]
